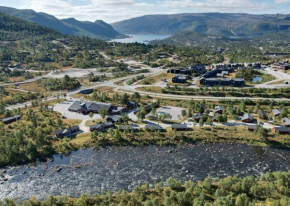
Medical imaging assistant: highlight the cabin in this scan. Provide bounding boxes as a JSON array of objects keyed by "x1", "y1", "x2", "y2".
[
  {"x1": 89, "y1": 122, "x2": 114, "y2": 132},
  {"x1": 172, "y1": 75, "x2": 187, "y2": 84},
  {"x1": 145, "y1": 124, "x2": 163, "y2": 131},
  {"x1": 54, "y1": 126, "x2": 80, "y2": 138},
  {"x1": 258, "y1": 110, "x2": 267, "y2": 120},
  {"x1": 119, "y1": 125, "x2": 136, "y2": 132},
  {"x1": 127, "y1": 102, "x2": 138, "y2": 110},
  {"x1": 191, "y1": 113, "x2": 203, "y2": 122},
  {"x1": 272, "y1": 127, "x2": 290, "y2": 134},
  {"x1": 171, "y1": 124, "x2": 188, "y2": 131},
  {"x1": 272, "y1": 109, "x2": 281, "y2": 117},
  {"x1": 1, "y1": 115, "x2": 21, "y2": 124},
  {"x1": 106, "y1": 115, "x2": 123, "y2": 123},
  {"x1": 111, "y1": 106, "x2": 126, "y2": 115},
  {"x1": 242, "y1": 113, "x2": 254, "y2": 123},
  {"x1": 214, "y1": 106, "x2": 223, "y2": 114},
  {"x1": 246, "y1": 125, "x2": 257, "y2": 132},
  {"x1": 282, "y1": 117, "x2": 290, "y2": 127}
]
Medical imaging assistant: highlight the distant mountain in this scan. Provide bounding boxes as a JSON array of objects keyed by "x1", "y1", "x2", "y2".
[
  {"x1": 0, "y1": 12, "x2": 61, "y2": 40},
  {"x1": 112, "y1": 13, "x2": 290, "y2": 37},
  {"x1": 0, "y1": 6, "x2": 126, "y2": 40}
]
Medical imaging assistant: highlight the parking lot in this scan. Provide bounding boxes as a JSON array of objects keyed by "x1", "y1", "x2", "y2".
[{"x1": 156, "y1": 106, "x2": 186, "y2": 120}]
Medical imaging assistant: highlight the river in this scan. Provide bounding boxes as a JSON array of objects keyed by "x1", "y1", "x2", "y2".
[{"x1": 1, "y1": 143, "x2": 290, "y2": 201}]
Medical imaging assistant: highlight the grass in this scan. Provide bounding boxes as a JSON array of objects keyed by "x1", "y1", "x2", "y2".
[
  {"x1": 137, "y1": 73, "x2": 175, "y2": 85},
  {"x1": 267, "y1": 79, "x2": 290, "y2": 85},
  {"x1": 63, "y1": 119, "x2": 82, "y2": 127},
  {"x1": 70, "y1": 133, "x2": 91, "y2": 146},
  {"x1": 20, "y1": 81, "x2": 47, "y2": 92},
  {"x1": 85, "y1": 119, "x2": 102, "y2": 127},
  {"x1": 136, "y1": 86, "x2": 163, "y2": 93}
]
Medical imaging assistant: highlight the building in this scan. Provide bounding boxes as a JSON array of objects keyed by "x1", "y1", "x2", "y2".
[
  {"x1": 191, "y1": 113, "x2": 203, "y2": 122},
  {"x1": 214, "y1": 106, "x2": 223, "y2": 114},
  {"x1": 272, "y1": 127, "x2": 290, "y2": 134},
  {"x1": 272, "y1": 109, "x2": 281, "y2": 117},
  {"x1": 282, "y1": 117, "x2": 290, "y2": 127},
  {"x1": 106, "y1": 115, "x2": 123, "y2": 123},
  {"x1": 111, "y1": 106, "x2": 126, "y2": 115},
  {"x1": 271, "y1": 62, "x2": 290, "y2": 72},
  {"x1": 119, "y1": 125, "x2": 136, "y2": 132},
  {"x1": 246, "y1": 125, "x2": 257, "y2": 132},
  {"x1": 212, "y1": 113, "x2": 222, "y2": 122},
  {"x1": 68, "y1": 101, "x2": 112, "y2": 115},
  {"x1": 200, "y1": 78, "x2": 245, "y2": 87},
  {"x1": 242, "y1": 113, "x2": 254, "y2": 123},
  {"x1": 171, "y1": 124, "x2": 188, "y2": 131},
  {"x1": 54, "y1": 126, "x2": 80, "y2": 138},
  {"x1": 258, "y1": 110, "x2": 267, "y2": 120},
  {"x1": 89, "y1": 122, "x2": 114, "y2": 132},
  {"x1": 145, "y1": 124, "x2": 163, "y2": 131},
  {"x1": 1, "y1": 115, "x2": 21, "y2": 124},
  {"x1": 127, "y1": 102, "x2": 138, "y2": 110},
  {"x1": 172, "y1": 75, "x2": 187, "y2": 83}
]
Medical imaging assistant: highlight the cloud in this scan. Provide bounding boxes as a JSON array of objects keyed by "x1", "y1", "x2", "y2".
[{"x1": 19, "y1": 0, "x2": 287, "y2": 23}]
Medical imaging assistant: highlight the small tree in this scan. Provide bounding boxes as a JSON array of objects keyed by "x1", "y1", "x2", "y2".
[
  {"x1": 181, "y1": 109, "x2": 187, "y2": 117},
  {"x1": 99, "y1": 109, "x2": 108, "y2": 120},
  {"x1": 89, "y1": 112, "x2": 94, "y2": 122}
]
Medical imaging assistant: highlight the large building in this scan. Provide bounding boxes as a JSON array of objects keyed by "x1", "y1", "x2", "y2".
[
  {"x1": 172, "y1": 75, "x2": 187, "y2": 83},
  {"x1": 200, "y1": 78, "x2": 245, "y2": 87},
  {"x1": 68, "y1": 101, "x2": 112, "y2": 115},
  {"x1": 271, "y1": 62, "x2": 290, "y2": 72}
]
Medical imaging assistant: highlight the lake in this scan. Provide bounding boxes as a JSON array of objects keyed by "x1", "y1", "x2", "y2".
[
  {"x1": 110, "y1": 34, "x2": 171, "y2": 44},
  {"x1": 1, "y1": 143, "x2": 290, "y2": 201}
]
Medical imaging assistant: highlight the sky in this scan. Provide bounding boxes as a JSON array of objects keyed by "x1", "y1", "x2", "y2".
[{"x1": 0, "y1": 0, "x2": 289, "y2": 23}]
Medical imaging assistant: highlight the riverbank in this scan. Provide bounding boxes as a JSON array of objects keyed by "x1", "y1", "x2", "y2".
[{"x1": 2, "y1": 169, "x2": 290, "y2": 205}]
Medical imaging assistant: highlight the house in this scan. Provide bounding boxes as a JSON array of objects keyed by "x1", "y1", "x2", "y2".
[
  {"x1": 272, "y1": 109, "x2": 281, "y2": 117},
  {"x1": 172, "y1": 75, "x2": 187, "y2": 84},
  {"x1": 1, "y1": 115, "x2": 21, "y2": 124},
  {"x1": 158, "y1": 52, "x2": 168, "y2": 58},
  {"x1": 145, "y1": 124, "x2": 163, "y2": 131},
  {"x1": 282, "y1": 117, "x2": 290, "y2": 127},
  {"x1": 111, "y1": 106, "x2": 126, "y2": 115},
  {"x1": 214, "y1": 106, "x2": 223, "y2": 114},
  {"x1": 272, "y1": 127, "x2": 290, "y2": 134},
  {"x1": 68, "y1": 101, "x2": 112, "y2": 115},
  {"x1": 246, "y1": 125, "x2": 257, "y2": 132},
  {"x1": 242, "y1": 113, "x2": 254, "y2": 123},
  {"x1": 106, "y1": 115, "x2": 123, "y2": 123},
  {"x1": 199, "y1": 77, "x2": 245, "y2": 87},
  {"x1": 119, "y1": 125, "x2": 136, "y2": 132},
  {"x1": 171, "y1": 124, "x2": 188, "y2": 131},
  {"x1": 54, "y1": 126, "x2": 80, "y2": 138},
  {"x1": 258, "y1": 110, "x2": 267, "y2": 119},
  {"x1": 89, "y1": 122, "x2": 114, "y2": 132},
  {"x1": 192, "y1": 113, "x2": 203, "y2": 122},
  {"x1": 127, "y1": 102, "x2": 138, "y2": 110},
  {"x1": 271, "y1": 62, "x2": 290, "y2": 72},
  {"x1": 89, "y1": 124, "x2": 104, "y2": 132}
]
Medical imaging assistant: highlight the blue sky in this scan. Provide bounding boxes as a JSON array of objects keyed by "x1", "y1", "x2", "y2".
[{"x1": 0, "y1": 0, "x2": 289, "y2": 23}]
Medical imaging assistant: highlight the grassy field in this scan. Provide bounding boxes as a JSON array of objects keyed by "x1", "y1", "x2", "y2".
[
  {"x1": 137, "y1": 73, "x2": 175, "y2": 85},
  {"x1": 136, "y1": 86, "x2": 163, "y2": 93}
]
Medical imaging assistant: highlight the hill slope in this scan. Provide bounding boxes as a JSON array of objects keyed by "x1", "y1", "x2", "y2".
[
  {"x1": 0, "y1": 6, "x2": 125, "y2": 40},
  {"x1": 112, "y1": 13, "x2": 290, "y2": 37},
  {"x1": 0, "y1": 12, "x2": 61, "y2": 40}
]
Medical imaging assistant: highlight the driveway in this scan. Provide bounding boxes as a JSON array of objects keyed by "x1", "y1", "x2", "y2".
[{"x1": 156, "y1": 106, "x2": 186, "y2": 120}]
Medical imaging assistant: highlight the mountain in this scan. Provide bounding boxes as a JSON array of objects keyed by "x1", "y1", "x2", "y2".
[
  {"x1": 112, "y1": 13, "x2": 290, "y2": 37},
  {"x1": 0, "y1": 12, "x2": 61, "y2": 40},
  {"x1": 0, "y1": 6, "x2": 125, "y2": 40}
]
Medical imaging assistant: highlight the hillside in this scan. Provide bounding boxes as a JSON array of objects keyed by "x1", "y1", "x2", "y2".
[
  {"x1": 0, "y1": 6, "x2": 126, "y2": 40},
  {"x1": 0, "y1": 12, "x2": 61, "y2": 40},
  {"x1": 112, "y1": 13, "x2": 290, "y2": 37}
]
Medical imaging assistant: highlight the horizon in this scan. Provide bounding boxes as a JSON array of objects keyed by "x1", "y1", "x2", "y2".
[{"x1": 0, "y1": 0, "x2": 289, "y2": 23}]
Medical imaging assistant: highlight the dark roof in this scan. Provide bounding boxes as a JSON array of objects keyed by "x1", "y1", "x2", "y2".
[
  {"x1": 192, "y1": 113, "x2": 202, "y2": 120},
  {"x1": 54, "y1": 126, "x2": 79, "y2": 136},
  {"x1": 258, "y1": 110, "x2": 267, "y2": 116},
  {"x1": 215, "y1": 106, "x2": 223, "y2": 111},
  {"x1": 89, "y1": 124, "x2": 103, "y2": 130},
  {"x1": 171, "y1": 124, "x2": 188, "y2": 129},
  {"x1": 104, "y1": 122, "x2": 114, "y2": 127},
  {"x1": 247, "y1": 125, "x2": 257, "y2": 130},
  {"x1": 282, "y1": 117, "x2": 290, "y2": 125},
  {"x1": 119, "y1": 125, "x2": 136, "y2": 130},
  {"x1": 273, "y1": 127, "x2": 290, "y2": 132},
  {"x1": 2, "y1": 115, "x2": 21, "y2": 122},
  {"x1": 107, "y1": 115, "x2": 122, "y2": 122},
  {"x1": 145, "y1": 124, "x2": 163, "y2": 130},
  {"x1": 272, "y1": 109, "x2": 281, "y2": 116},
  {"x1": 242, "y1": 113, "x2": 253, "y2": 120},
  {"x1": 68, "y1": 101, "x2": 112, "y2": 112}
]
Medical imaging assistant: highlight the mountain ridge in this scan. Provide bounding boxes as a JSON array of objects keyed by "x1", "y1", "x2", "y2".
[
  {"x1": 111, "y1": 13, "x2": 290, "y2": 37},
  {"x1": 0, "y1": 6, "x2": 125, "y2": 40}
]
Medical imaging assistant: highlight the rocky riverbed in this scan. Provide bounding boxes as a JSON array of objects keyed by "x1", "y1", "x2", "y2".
[{"x1": 1, "y1": 143, "x2": 290, "y2": 201}]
